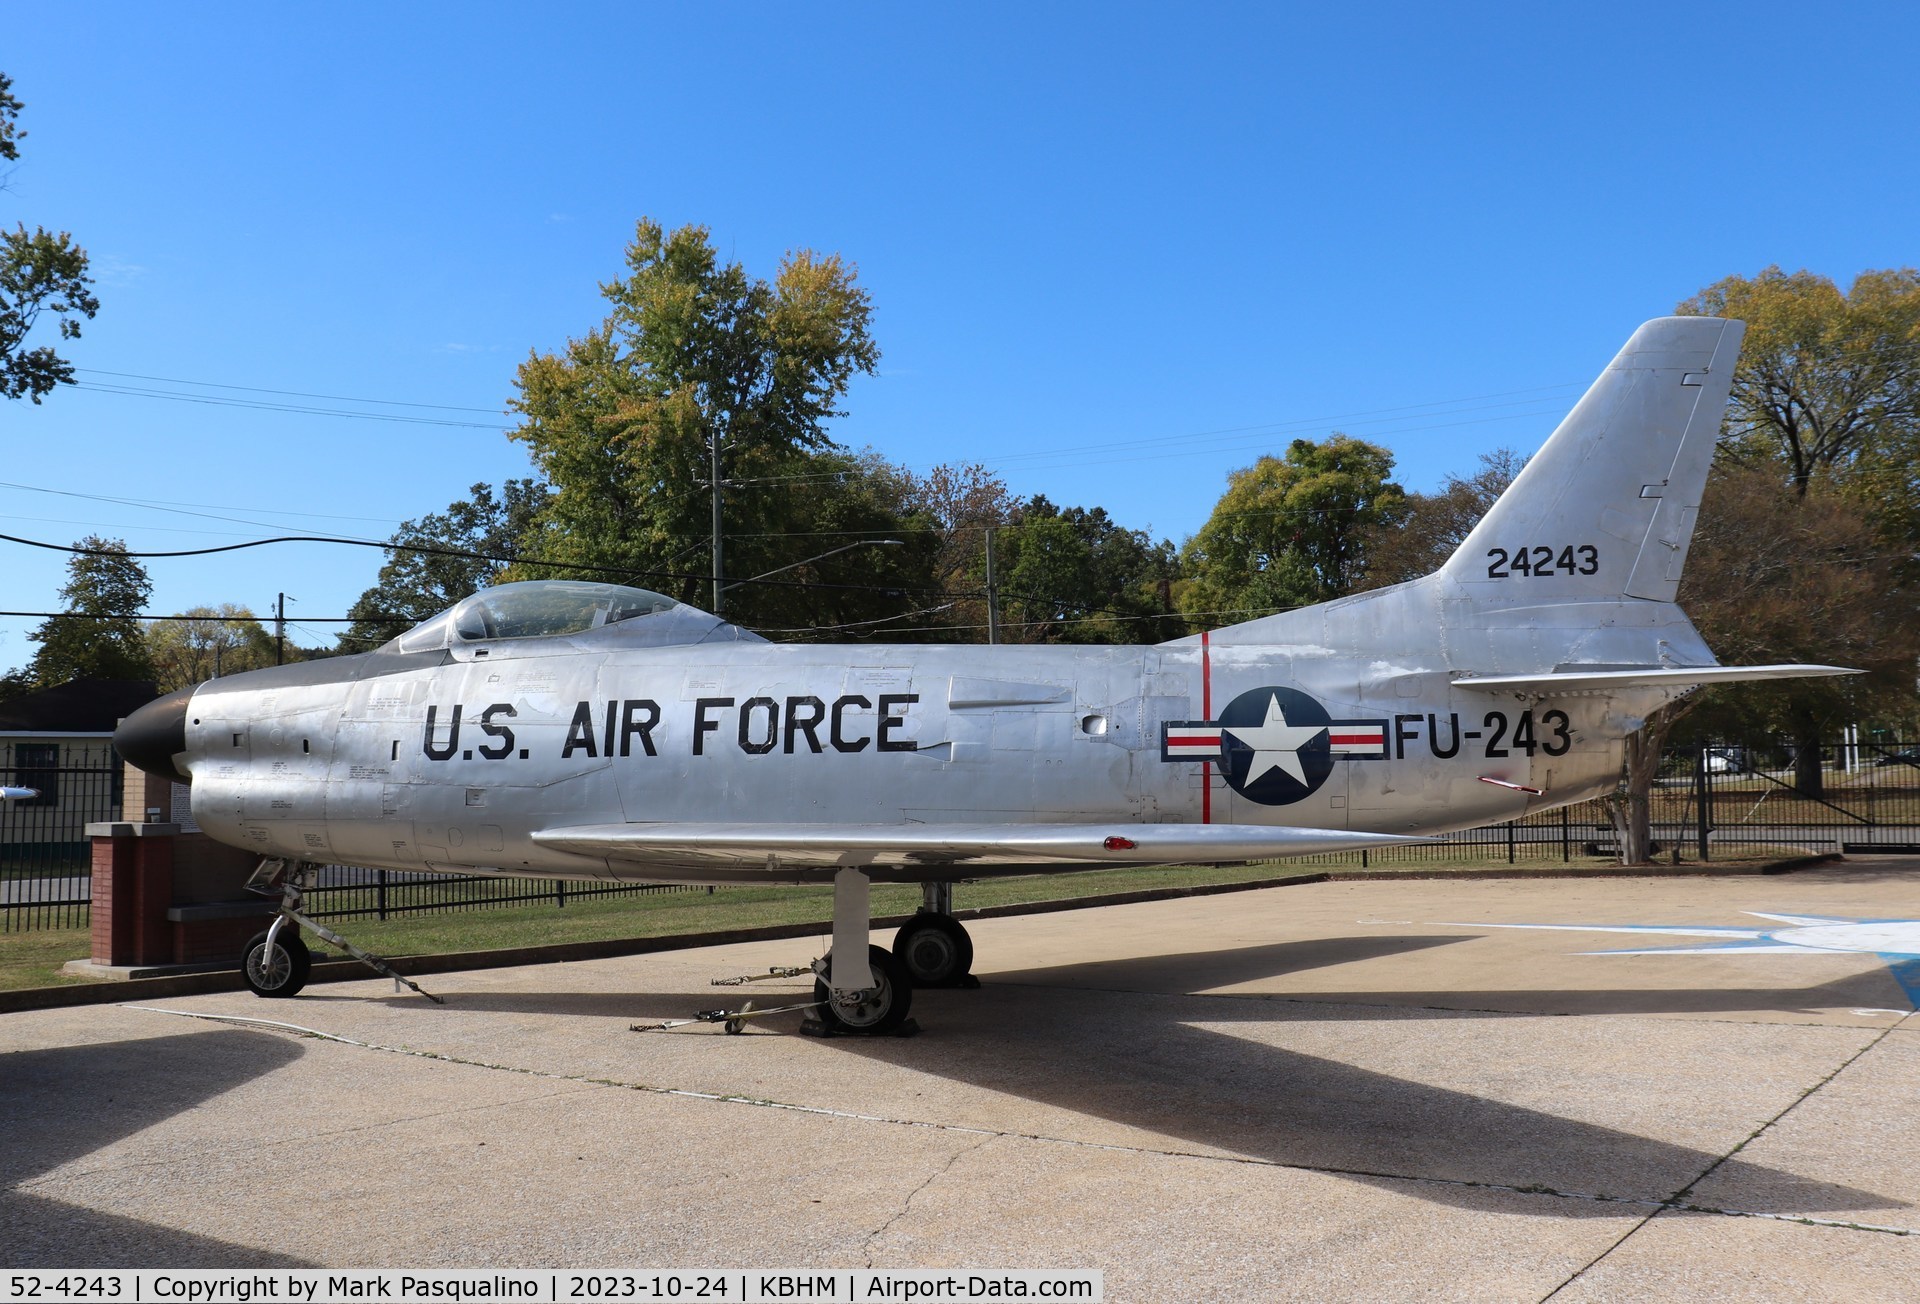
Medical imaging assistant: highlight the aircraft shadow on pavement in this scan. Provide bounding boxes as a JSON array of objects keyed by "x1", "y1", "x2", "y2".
[
  {"x1": 838, "y1": 965, "x2": 1904, "y2": 1220},
  {"x1": 2, "y1": 1030, "x2": 315, "y2": 1268},
  {"x1": 343, "y1": 934, "x2": 1902, "y2": 1220},
  {"x1": 986, "y1": 936, "x2": 1920, "y2": 1018}
]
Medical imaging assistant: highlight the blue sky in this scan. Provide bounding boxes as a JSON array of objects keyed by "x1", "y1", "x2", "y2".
[{"x1": 3, "y1": 2, "x2": 1915, "y2": 659}]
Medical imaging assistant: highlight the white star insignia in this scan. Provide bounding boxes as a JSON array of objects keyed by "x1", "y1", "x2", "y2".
[{"x1": 1223, "y1": 693, "x2": 1326, "y2": 786}]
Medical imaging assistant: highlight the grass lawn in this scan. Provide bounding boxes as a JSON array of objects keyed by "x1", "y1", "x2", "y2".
[
  {"x1": 0, "y1": 927, "x2": 107, "y2": 992},
  {"x1": 0, "y1": 845, "x2": 1819, "y2": 995}
]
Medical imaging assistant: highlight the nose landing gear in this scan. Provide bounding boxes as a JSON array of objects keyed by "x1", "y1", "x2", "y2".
[{"x1": 241, "y1": 858, "x2": 444, "y2": 1003}]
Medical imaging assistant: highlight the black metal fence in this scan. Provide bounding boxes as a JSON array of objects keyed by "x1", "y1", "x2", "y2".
[
  {"x1": 1293, "y1": 737, "x2": 1920, "y2": 868},
  {"x1": 4, "y1": 739, "x2": 1916, "y2": 934},
  {"x1": 1675, "y1": 738, "x2": 1920, "y2": 855},
  {"x1": 1, "y1": 742, "x2": 120, "y2": 932},
  {"x1": 298, "y1": 864, "x2": 700, "y2": 922}
]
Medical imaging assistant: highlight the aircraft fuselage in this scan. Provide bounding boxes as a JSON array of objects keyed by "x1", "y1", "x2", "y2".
[{"x1": 180, "y1": 637, "x2": 1626, "y2": 884}]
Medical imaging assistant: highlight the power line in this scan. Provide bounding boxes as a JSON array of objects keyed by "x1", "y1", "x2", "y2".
[
  {"x1": 71, "y1": 382, "x2": 510, "y2": 429},
  {"x1": 0, "y1": 478, "x2": 405, "y2": 528},
  {"x1": 0, "y1": 529, "x2": 954, "y2": 598},
  {"x1": 0, "y1": 610, "x2": 392, "y2": 624},
  {"x1": 74, "y1": 368, "x2": 505, "y2": 413}
]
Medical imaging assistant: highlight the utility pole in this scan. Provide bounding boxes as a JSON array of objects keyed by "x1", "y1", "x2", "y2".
[
  {"x1": 710, "y1": 427, "x2": 725, "y2": 617},
  {"x1": 984, "y1": 527, "x2": 1000, "y2": 645},
  {"x1": 275, "y1": 592, "x2": 292, "y2": 665}
]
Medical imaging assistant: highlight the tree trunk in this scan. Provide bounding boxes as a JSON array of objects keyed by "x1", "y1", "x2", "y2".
[
  {"x1": 1792, "y1": 731, "x2": 1826, "y2": 798},
  {"x1": 1609, "y1": 700, "x2": 1692, "y2": 866}
]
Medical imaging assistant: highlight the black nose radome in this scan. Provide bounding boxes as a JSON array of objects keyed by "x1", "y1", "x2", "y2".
[{"x1": 115, "y1": 686, "x2": 194, "y2": 785}]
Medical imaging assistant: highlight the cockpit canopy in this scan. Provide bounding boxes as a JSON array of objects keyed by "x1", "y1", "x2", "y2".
[{"x1": 390, "y1": 580, "x2": 754, "y2": 653}]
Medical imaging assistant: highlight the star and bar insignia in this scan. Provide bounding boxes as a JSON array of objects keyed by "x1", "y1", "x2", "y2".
[{"x1": 1162, "y1": 686, "x2": 1387, "y2": 806}]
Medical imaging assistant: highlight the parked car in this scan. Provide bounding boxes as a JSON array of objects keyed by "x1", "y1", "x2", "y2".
[{"x1": 1873, "y1": 748, "x2": 1920, "y2": 768}]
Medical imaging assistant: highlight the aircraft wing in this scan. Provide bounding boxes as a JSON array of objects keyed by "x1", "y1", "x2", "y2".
[
  {"x1": 1452, "y1": 664, "x2": 1859, "y2": 695},
  {"x1": 531, "y1": 821, "x2": 1428, "y2": 871}
]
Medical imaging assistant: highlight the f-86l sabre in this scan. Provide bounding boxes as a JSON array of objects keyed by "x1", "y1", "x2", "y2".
[{"x1": 116, "y1": 316, "x2": 1851, "y2": 1032}]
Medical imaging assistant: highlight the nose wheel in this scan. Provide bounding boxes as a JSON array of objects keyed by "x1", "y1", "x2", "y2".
[{"x1": 242, "y1": 926, "x2": 311, "y2": 998}]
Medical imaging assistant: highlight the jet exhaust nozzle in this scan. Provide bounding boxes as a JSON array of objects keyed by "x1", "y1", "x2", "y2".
[{"x1": 115, "y1": 686, "x2": 194, "y2": 785}]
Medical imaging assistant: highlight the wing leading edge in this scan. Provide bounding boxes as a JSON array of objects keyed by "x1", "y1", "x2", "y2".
[
  {"x1": 532, "y1": 821, "x2": 1428, "y2": 872},
  {"x1": 1452, "y1": 664, "x2": 1858, "y2": 696}
]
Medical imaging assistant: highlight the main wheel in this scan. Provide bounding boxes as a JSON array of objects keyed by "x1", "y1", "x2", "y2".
[
  {"x1": 814, "y1": 943, "x2": 913, "y2": 1034},
  {"x1": 892, "y1": 912, "x2": 974, "y2": 986},
  {"x1": 242, "y1": 927, "x2": 311, "y2": 999}
]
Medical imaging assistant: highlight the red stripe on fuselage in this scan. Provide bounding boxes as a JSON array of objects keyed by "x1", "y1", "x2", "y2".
[{"x1": 1201, "y1": 631, "x2": 1212, "y2": 825}]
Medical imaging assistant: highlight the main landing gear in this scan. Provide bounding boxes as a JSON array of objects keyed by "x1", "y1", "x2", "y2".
[
  {"x1": 805, "y1": 876, "x2": 978, "y2": 1035},
  {"x1": 635, "y1": 876, "x2": 980, "y2": 1037},
  {"x1": 891, "y1": 881, "x2": 978, "y2": 989}
]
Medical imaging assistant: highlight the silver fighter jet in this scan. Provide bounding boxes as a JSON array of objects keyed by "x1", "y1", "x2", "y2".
[{"x1": 116, "y1": 316, "x2": 1851, "y2": 1032}]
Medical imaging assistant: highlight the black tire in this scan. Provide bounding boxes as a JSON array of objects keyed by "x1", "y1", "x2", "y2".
[
  {"x1": 813, "y1": 943, "x2": 913, "y2": 1034},
  {"x1": 242, "y1": 927, "x2": 310, "y2": 999},
  {"x1": 893, "y1": 913, "x2": 974, "y2": 986}
]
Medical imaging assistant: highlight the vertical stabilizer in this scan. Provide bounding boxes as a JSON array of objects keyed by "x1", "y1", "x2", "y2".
[{"x1": 1439, "y1": 317, "x2": 1744, "y2": 603}]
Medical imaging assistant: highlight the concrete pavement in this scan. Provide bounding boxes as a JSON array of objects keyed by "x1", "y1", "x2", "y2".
[{"x1": 5, "y1": 858, "x2": 1920, "y2": 1300}]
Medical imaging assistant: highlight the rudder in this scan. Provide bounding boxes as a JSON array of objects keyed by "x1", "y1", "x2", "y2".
[{"x1": 1439, "y1": 316, "x2": 1745, "y2": 603}]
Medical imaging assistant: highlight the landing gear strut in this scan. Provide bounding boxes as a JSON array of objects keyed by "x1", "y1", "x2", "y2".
[
  {"x1": 805, "y1": 867, "x2": 916, "y2": 1036},
  {"x1": 642, "y1": 869, "x2": 952, "y2": 1036},
  {"x1": 811, "y1": 944, "x2": 913, "y2": 1035},
  {"x1": 242, "y1": 858, "x2": 443, "y2": 1003}
]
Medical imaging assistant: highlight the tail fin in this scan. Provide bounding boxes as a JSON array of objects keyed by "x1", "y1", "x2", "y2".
[{"x1": 1439, "y1": 316, "x2": 1745, "y2": 602}]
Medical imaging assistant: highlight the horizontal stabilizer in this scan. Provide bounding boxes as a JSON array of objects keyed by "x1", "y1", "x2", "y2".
[
  {"x1": 1453, "y1": 664, "x2": 1860, "y2": 695},
  {"x1": 533, "y1": 821, "x2": 1429, "y2": 871}
]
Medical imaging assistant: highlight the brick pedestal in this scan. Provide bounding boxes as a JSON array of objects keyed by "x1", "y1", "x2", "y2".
[
  {"x1": 87, "y1": 822, "x2": 275, "y2": 970},
  {"x1": 87, "y1": 822, "x2": 178, "y2": 967}
]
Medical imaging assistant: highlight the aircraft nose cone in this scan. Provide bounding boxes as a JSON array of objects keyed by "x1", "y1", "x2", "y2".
[{"x1": 115, "y1": 687, "x2": 194, "y2": 785}]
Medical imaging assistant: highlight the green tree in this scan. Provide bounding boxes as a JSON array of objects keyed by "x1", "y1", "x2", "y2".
[
  {"x1": 341, "y1": 479, "x2": 552, "y2": 651},
  {"x1": 509, "y1": 219, "x2": 881, "y2": 622},
  {"x1": 506, "y1": 220, "x2": 941, "y2": 637},
  {"x1": 1179, "y1": 434, "x2": 1406, "y2": 625},
  {"x1": 993, "y1": 497, "x2": 1183, "y2": 643},
  {"x1": 706, "y1": 446, "x2": 944, "y2": 640},
  {"x1": 1660, "y1": 267, "x2": 1920, "y2": 806},
  {"x1": 20, "y1": 537, "x2": 154, "y2": 686},
  {"x1": 876, "y1": 459, "x2": 1020, "y2": 640},
  {"x1": 1678, "y1": 267, "x2": 1920, "y2": 499},
  {"x1": 0, "y1": 72, "x2": 100, "y2": 403},
  {"x1": 1358, "y1": 448, "x2": 1524, "y2": 589},
  {"x1": 146, "y1": 604, "x2": 277, "y2": 691},
  {"x1": 1676, "y1": 466, "x2": 1917, "y2": 785},
  {"x1": 1606, "y1": 463, "x2": 1920, "y2": 860}
]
